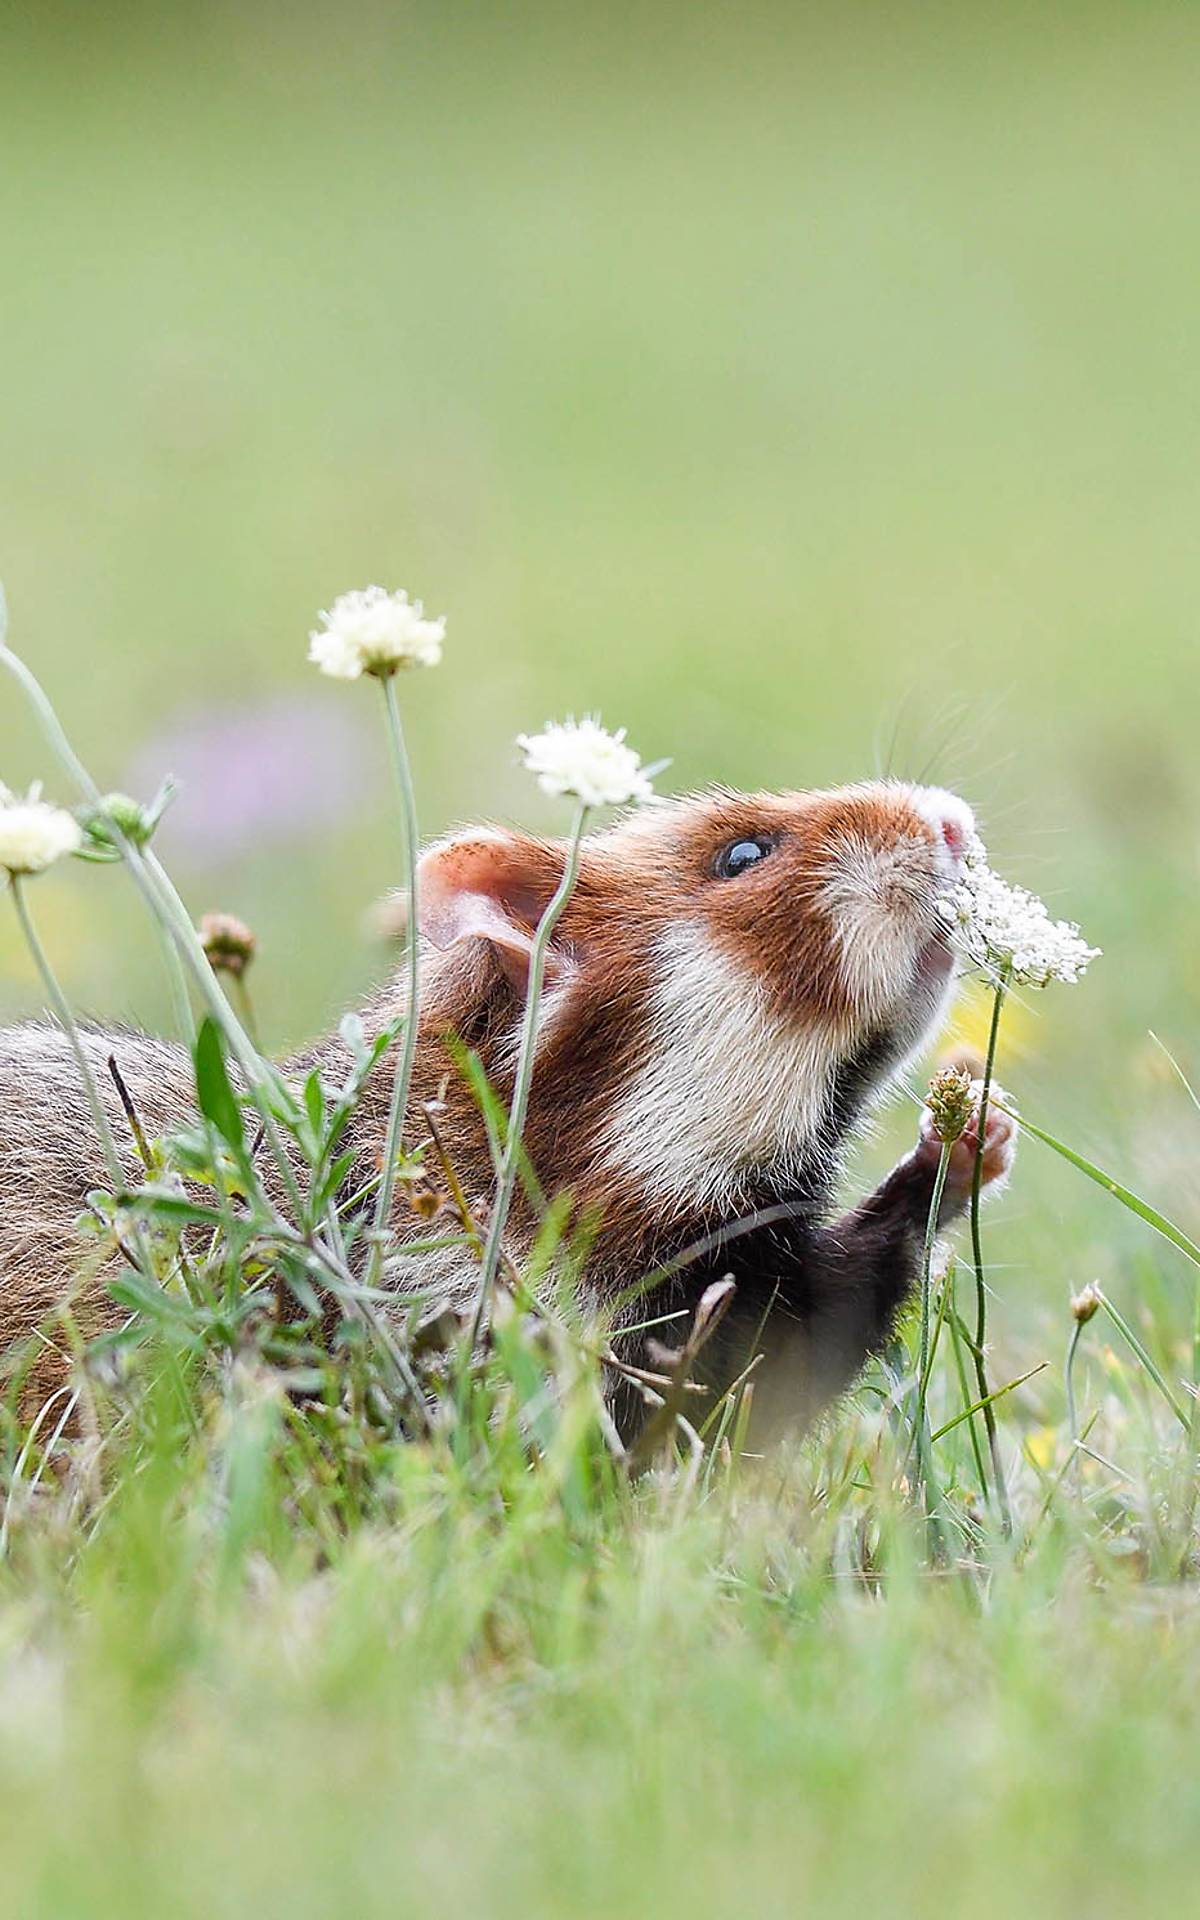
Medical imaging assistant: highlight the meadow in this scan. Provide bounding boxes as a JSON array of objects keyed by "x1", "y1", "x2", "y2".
[{"x1": 2, "y1": 4, "x2": 1200, "y2": 1913}]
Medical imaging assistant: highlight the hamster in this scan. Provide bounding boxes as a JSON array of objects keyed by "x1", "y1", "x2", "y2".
[{"x1": 0, "y1": 779, "x2": 1016, "y2": 1430}]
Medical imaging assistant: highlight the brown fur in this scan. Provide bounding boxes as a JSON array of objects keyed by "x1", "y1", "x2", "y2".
[{"x1": 0, "y1": 781, "x2": 980, "y2": 1411}]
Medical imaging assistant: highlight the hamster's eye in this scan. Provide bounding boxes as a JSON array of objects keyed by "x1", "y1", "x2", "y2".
[{"x1": 713, "y1": 835, "x2": 776, "y2": 880}]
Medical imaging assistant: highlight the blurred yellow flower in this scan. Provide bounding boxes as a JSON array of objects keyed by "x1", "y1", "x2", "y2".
[
  {"x1": 944, "y1": 976, "x2": 1037, "y2": 1066},
  {"x1": 1025, "y1": 1427, "x2": 1057, "y2": 1471}
]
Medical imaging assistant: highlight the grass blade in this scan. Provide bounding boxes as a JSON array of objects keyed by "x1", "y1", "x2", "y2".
[
  {"x1": 930, "y1": 1363, "x2": 1046, "y2": 1443},
  {"x1": 1095, "y1": 1289, "x2": 1191, "y2": 1433},
  {"x1": 995, "y1": 1101, "x2": 1200, "y2": 1270}
]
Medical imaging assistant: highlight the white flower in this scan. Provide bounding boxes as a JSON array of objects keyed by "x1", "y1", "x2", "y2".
[
  {"x1": 516, "y1": 718, "x2": 657, "y2": 810},
  {"x1": 938, "y1": 833, "x2": 1099, "y2": 988},
  {"x1": 0, "y1": 784, "x2": 82, "y2": 877},
  {"x1": 308, "y1": 585, "x2": 445, "y2": 680}
]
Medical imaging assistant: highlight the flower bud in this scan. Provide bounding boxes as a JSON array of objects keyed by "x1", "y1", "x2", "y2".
[
  {"x1": 81, "y1": 780, "x2": 176, "y2": 858},
  {"x1": 97, "y1": 793, "x2": 152, "y2": 844},
  {"x1": 199, "y1": 910, "x2": 258, "y2": 979},
  {"x1": 925, "y1": 1065, "x2": 975, "y2": 1144},
  {"x1": 1070, "y1": 1283, "x2": 1101, "y2": 1324}
]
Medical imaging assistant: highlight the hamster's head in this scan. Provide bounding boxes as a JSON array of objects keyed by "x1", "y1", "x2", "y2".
[{"x1": 414, "y1": 781, "x2": 974, "y2": 1228}]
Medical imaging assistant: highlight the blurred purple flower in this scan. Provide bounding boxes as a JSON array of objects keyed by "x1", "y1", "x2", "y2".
[{"x1": 124, "y1": 693, "x2": 378, "y2": 869}]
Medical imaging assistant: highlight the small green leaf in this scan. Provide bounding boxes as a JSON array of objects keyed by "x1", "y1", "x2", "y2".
[
  {"x1": 120, "y1": 1188, "x2": 229, "y2": 1231},
  {"x1": 304, "y1": 1068, "x2": 326, "y2": 1136},
  {"x1": 107, "y1": 1273, "x2": 190, "y2": 1323},
  {"x1": 316, "y1": 1148, "x2": 359, "y2": 1212},
  {"x1": 194, "y1": 1018, "x2": 245, "y2": 1157}
]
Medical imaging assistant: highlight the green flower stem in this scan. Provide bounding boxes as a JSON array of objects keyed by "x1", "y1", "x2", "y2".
[
  {"x1": 946, "y1": 1293, "x2": 991, "y2": 1503},
  {"x1": 159, "y1": 924, "x2": 195, "y2": 1047},
  {"x1": 918, "y1": 1262, "x2": 955, "y2": 1409},
  {"x1": 914, "y1": 1139, "x2": 952, "y2": 1484},
  {"x1": 0, "y1": 637, "x2": 305, "y2": 1221},
  {"x1": 9, "y1": 875, "x2": 124, "y2": 1194},
  {"x1": 1189, "y1": 1274, "x2": 1200, "y2": 1508},
  {"x1": 0, "y1": 637, "x2": 260, "y2": 1078},
  {"x1": 230, "y1": 975, "x2": 261, "y2": 1054},
  {"x1": 366, "y1": 674, "x2": 422, "y2": 1287},
  {"x1": 142, "y1": 855, "x2": 260, "y2": 1078},
  {"x1": 968, "y1": 960, "x2": 1013, "y2": 1533},
  {"x1": 470, "y1": 802, "x2": 590, "y2": 1349},
  {"x1": 0, "y1": 637, "x2": 255, "y2": 1075},
  {"x1": 1065, "y1": 1318, "x2": 1085, "y2": 1443},
  {"x1": 141, "y1": 851, "x2": 305, "y2": 1221},
  {"x1": 911, "y1": 1144, "x2": 954, "y2": 1562}
]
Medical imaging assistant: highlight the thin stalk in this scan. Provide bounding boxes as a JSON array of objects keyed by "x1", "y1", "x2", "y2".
[
  {"x1": 915, "y1": 1141, "x2": 952, "y2": 1446},
  {"x1": 910, "y1": 1141, "x2": 952, "y2": 1543},
  {"x1": 929, "y1": 1362, "x2": 1046, "y2": 1443},
  {"x1": 0, "y1": 638, "x2": 267, "y2": 1086},
  {"x1": 231, "y1": 975, "x2": 260, "y2": 1053},
  {"x1": 8, "y1": 876, "x2": 158, "y2": 1296},
  {"x1": 9, "y1": 876, "x2": 124, "y2": 1194},
  {"x1": 470, "y1": 802, "x2": 590, "y2": 1349},
  {"x1": 1186, "y1": 1274, "x2": 1200, "y2": 1558},
  {"x1": 159, "y1": 923, "x2": 195, "y2": 1046},
  {"x1": 1192, "y1": 1268, "x2": 1200, "y2": 1436},
  {"x1": 0, "y1": 1385, "x2": 81, "y2": 1560},
  {"x1": 917, "y1": 1432, "x2": 947, "y2": 1566},
  {"x1": 140, "y1": 849, "x2": 305, "y2": 1220},
  {"x1": 0, "y1": 641, "x2": 310, "y2": 1218},
  {"x1": 917, "y1": 1259, "x2": 955, "y2": 1410},
  {"x1": 968, "y1": 961, "x2": 1012, "y2": 1533},
  {"x1": 1095, "y1": 1288, "x2": 1190, "y2": 1433},
  {"x1": 1065, "y1": 1318, "x2": 1085, "y2": 1443},
  {"x1": 142, "y1": 854, "x2": 262, "y2": 1080},
  {"x1": 1025, "y1": 1409, "x2": 1102, "y2": 1540},
  {"x1": 947, "y1": 1295, "x2": 991, "y2": 1502},
  {"x1": 366, "y1": 675, "x2": 422, "y2": 1285}
]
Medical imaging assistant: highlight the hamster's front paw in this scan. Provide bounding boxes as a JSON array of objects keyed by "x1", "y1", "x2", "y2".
[{"x1": 916, "y1": 1079, "x2": 1018, "y2": 1201}]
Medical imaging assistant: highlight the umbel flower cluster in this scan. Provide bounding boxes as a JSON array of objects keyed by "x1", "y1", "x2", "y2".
[
  {"x1": 308, "y1": 585, "x2": 445, "y2": 681},
  {"x1": 939, "y1": 833, "x2": 1100, "y2": 989},
  {"x1": 0, "y1": 783, "x2": 81, "y2": 878},
  {"x1": 517, "y1": 718, "x2": 657, "y2": 809}
]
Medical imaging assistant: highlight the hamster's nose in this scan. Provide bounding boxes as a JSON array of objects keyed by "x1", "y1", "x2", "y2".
[{"x1": 910, "y1": 787, "x2": 976, "y2": 870}]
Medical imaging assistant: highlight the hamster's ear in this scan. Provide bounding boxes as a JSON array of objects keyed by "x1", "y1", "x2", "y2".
[{"x1": 416, "y1": 831, "x2": 571, "y2": 992}]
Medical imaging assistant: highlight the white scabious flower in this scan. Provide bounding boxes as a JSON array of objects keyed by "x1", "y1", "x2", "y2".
[
  {"x1": 308, "y1": 585, "x2": 445, "y2": 681},
  {"x1": 516, "y1": 718, "x2": 658, "y2": 809},
  {"x1": 0, "y1": 784, "x2": 82, "y2": 877},
  {"x1": 938, "y1": 833, "x2": 1100, "y2": 988}
]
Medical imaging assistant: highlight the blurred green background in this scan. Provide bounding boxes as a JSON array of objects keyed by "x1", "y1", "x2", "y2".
[{"x1": 2, "y1": 0, "x2": 1198, "y2": 1315}]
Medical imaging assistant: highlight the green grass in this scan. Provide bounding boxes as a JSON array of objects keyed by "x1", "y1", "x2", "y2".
[
  {"x1": 4, "y1": 1368, "x2": 1200, "y2": 1920},
  {"x1": 2, "y1": 1, "x2": 1200, "y2": 1911}
]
